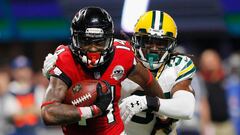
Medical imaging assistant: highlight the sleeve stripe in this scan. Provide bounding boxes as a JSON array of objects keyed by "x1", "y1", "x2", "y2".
[
  {"x1": 176, "y1": 66, "x2": 196, "y2": 81},
  {"x1": 181, "y1": 60, "x2": 192, "y2": 70},
  {"x1": 177, "y1": 61, "x2": 194, "y2": 77},
  {"x1": 116, "y1": 45, "x2": 130, "y2": 51}
]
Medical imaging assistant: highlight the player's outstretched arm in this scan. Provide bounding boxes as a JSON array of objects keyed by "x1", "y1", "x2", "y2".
[
  {"x1": 155, "y1": 79, "x2": 195, "y2": 119},
  {"x1": 128, "y1": 62, "x2": 164, "y2": 98},
  {"x1": 121, "y1": 62, "x2": 195, "y2": 124},
  {"x1": 120, "y1": 79, "x2": 195, "y2": 124}
]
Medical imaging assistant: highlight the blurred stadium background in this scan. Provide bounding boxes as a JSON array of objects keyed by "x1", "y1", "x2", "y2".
[
  {"x1": 0, "y1": 0, "x2": 239, "y2": 135},
  {"x1": 0, "y1": 0, "x2": 239, "y2": 70}
]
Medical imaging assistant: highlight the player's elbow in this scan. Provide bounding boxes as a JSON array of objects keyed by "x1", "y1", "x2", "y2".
[{"x1": 41, "y1": 107, "x2": 57, "y2": 126}]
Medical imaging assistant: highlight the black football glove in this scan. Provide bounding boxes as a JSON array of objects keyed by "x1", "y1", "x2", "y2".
[{"x1": 94, "y1": 80, "x2": 112, "y2": 115}]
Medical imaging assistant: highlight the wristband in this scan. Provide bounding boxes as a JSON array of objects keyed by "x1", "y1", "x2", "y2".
[
  {"x1": 77, "y1": 107, "x2": 93, "y2": 119},
  {"x1": 146, "y1": 96, "x2": 160, "y2": 111}
]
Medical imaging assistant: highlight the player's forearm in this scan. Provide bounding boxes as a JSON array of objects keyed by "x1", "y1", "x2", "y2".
[
  {"x1": 155, "y1": 90, "x2": 195, "y2": 119},
  {"x1": 41, "y1": 103, "x2": 80, "y2": 125},
  {"x1": 128, "y1": 63, "x2": 164, "y2": 98}
]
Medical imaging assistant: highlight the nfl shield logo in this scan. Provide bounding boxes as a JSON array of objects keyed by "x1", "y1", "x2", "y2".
[{"x1": 111, "y1": 65, "x2": 124, "y2": 80}]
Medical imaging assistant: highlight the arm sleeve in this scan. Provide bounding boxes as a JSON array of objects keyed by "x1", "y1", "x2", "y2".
[{"x1": 155, "y1": 90, "x2": 195, "y2": 120}]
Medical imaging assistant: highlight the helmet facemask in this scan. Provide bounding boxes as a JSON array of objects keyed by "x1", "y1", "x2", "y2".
[
  {"x1": 133, "y1": 33, "x2": 176, "y2": 70},
  {"x1": 72, "y1": 28, "x2": 114, "y2": 68}
]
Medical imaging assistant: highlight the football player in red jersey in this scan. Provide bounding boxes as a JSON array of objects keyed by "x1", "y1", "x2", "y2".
[{"x1": 41, "y1": 7, "x2": 163, "y2": 135}]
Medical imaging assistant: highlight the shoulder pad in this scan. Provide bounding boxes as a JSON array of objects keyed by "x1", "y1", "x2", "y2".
[{"x1": 167, "y1": 55, "x2": 196, "y2": 83}]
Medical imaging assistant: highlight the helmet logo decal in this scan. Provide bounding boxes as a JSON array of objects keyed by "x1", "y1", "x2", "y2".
[
  {"x1": 72, "y1": 10, "x2": 82, "y2": 23},
  {"x1": 111, "y1": 65, "x2": 124, "y2": 81}
]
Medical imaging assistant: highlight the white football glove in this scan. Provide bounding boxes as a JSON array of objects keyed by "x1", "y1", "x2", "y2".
[
  {"x1": 119, "y1": 95, "x2": 148, "y2": 124},
  {"x1": 42, "y1": 53, "x2": 58, "y2": 78}
]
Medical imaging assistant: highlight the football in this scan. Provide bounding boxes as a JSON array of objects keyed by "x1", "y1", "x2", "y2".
[{"x1": 65, "y1": 79, "x2": 108, "y2": 107}]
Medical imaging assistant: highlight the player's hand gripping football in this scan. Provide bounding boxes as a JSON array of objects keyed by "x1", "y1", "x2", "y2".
[
  {"x1": 93, "y1": 81, "x2": 112, "y2": 116},
  {"x1": 120, "y1": 95, "x2": 160, "y2": 124},
  {"x1": 42, "y1": 53, "x2": 57, "y2": 78}
]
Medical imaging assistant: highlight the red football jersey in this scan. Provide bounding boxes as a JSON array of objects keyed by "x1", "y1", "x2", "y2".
[{"x1": 49, "y1": 39, "x2": 136, "y2": 135}]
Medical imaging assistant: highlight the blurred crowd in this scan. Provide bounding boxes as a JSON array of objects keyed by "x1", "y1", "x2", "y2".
[
  {"x1": 0, "y1": 48, "x2": 240, "y2": 135},
  {"x1": 0, "y1": 55, "x2": 62, "y2": 135},
  {"x1": 177, "y1": 47, "x2": 240, "y2": 135}
]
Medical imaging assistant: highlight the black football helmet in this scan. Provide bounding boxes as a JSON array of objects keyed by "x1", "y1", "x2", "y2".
[{"x1": 70, "y1": 6, "x2": 114, "y2": 68}]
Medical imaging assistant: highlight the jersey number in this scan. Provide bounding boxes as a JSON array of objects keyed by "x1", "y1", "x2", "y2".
[{"x1": 167, "y1": 56, "x2": 183, "y2": 67}]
